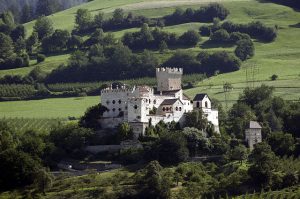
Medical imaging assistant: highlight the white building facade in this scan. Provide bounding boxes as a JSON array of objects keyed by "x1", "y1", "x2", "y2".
[{"x1": 100, "y1": 67, "x2": 219, "y2": 136}]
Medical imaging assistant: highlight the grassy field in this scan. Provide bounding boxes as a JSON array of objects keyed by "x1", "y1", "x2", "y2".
[
  {"x1": 0, "y1": 96, "x2": 99, "y2": 118},
  {"x1": 0, "y1": 0, "x2": 299, "y2": 118}
]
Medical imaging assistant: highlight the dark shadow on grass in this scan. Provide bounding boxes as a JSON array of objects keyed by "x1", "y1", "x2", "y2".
[
  {"x1": 289, "y1": 23, "x2": 300, "y2": 28},
  {"x1": 200, "y1": 40, "x2": 234, "y2": 49}
]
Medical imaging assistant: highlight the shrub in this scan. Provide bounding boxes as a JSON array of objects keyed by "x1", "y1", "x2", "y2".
[
  {"x1": 234, "y1": 39, "x2": 255, "y2": 61},
  {"x1": 271, "y1": 74, "x2": 278, "y2": 81},
  {"x1": 179, "y1": 30, "x2": 201, "y2": 46},
  {"x1": 37, "y1": 54, "x2": 46, "y2": 63},
  {"x1": 210, "y1": 29, "x2": 230, "y2": 42}
]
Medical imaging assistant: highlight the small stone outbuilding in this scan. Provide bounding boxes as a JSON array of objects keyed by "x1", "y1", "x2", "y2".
[{"x1": 245, "y1": 121, "x2": 262, "y2": 150}]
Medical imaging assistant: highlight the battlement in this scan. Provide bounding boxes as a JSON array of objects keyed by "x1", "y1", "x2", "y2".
[
  {"x1": 156, "y1": 67, "x2": 183, "y2": 74},
  {"x1": 101, "y1": 85, "x2": 133, "y2": 94}
]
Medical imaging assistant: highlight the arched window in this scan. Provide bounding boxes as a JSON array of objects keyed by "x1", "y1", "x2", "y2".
[
  {"x1": 106, "y1": 100, "x2": 110, "y2": 105},
  {"x1": 162, "y1": 107, "x2": 165, "y2": 111},
  {"x1": 112, "y1": 108, "x2": 115, "y2": 112},
  {"x1": 166, "y1": 107, "x2": 169, "y2": 111},
  {"x1": 176, "y1": 107, "x2": 178, "y2": 111},
  {"x1": 118, "y1": 108, "x2": 122, "y2": 111},
  {"x1": 118, "y1": 100, "x2": 121, "y2": 104},
  {"x1": 205, "y1": 101, "x2": 208, "y2": 108},
  {"x1": 196, "y1": 101, "x2": 200, "y2": 108},
  {"x1": 134, "y1": 105, "x2": 138, "y2": 109},
  {"x1": 112, "y1": 100, "x2": 116, "y2": 104},
  {"x1": 153, "y1": 100, "x2": 156, "y2": 104},
  {"x1": 179, "y1": 107, "x2": 182, "y2": 111}
]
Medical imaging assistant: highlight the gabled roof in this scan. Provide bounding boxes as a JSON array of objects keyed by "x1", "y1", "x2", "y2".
[
  {"x1": 249, "y1": 121, "x2": 262, "y2": 129},
  {"x1": 193, "y1": 93, "x2": 209, "y2": 101},
  {"x1": 160, "y1": 99, "x2": 183, "y2": 106}
]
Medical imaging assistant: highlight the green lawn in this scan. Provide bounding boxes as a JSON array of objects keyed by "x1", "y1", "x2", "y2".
[{"x1": 0, "y1": 96, "x2": 99, "y2": 118}]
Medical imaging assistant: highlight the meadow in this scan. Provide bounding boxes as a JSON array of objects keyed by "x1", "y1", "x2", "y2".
[
  {"x1": 0, "y1": 0, "x2": 299, "y2": 119},
  {"x1": 0, "y1": 96, "x2": 99, "y2": 118}
]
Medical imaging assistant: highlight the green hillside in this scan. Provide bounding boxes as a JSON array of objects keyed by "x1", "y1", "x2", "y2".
[{"x1": 0, "y1": 0, "x2": 300, "y2": 118}]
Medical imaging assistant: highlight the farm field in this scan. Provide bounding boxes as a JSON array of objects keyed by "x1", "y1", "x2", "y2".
[
  {"x1": 0, "y1": 96, "x2": 99, "y2": 118},
  {"x1": 0, "y1": 0, "x2": 300, "y2": 118}
]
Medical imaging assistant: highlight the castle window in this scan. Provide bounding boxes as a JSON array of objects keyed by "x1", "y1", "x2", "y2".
[
  {"x1": 118, "y1": 108, "x2": 122, "y2": 111},
  {"x1": 106, "y1": 100, "x2": 110, "y2": 105},
  {"x1": 176, "y1": 107, "x2": 178, "y2": 111},
  {"x1": 170, "y1": 107, "x2": 172, "y2": 111},
  {"x1": 134, "y1": 105, "x2": 138, "y2": 109},
  {"x1": 112, "y1": 108, "x2": 115, "y2": 112},
  {"x1": 179, "y1": 107, "x2": 182, "y2": 111},
  {"x1": 166, "y1": 107, "x2": 169, "y2": 111},
  {"x1": 162, "y1": 107, "x2": 165, "y2": 111},
  {"x1": 149, "y1": 99, "x2": 151, "y2": 104},
  {"x1": 137, "y1": 116, "x2": 141, "y2": 119},
  {"x1": 196, "y1": 101, "x2": 200, "y2": 108},
  {"x1": 118, "y1": 100, "x2": 121, "y2": 104},
  {"x1": 154, "y1": 100, "x2": 156, "y2": 104},
  {"x1": 125, "y1": 106, "x2": 128, "y2": 110},
  {"x1": 112, "y1": 100, "x2": 116, "y2": 104},
  {"x1": 205, "y1": 101, "x2": 208, "y2": 108}
]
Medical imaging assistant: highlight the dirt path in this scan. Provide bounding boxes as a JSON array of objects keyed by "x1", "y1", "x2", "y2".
[{"x1": 121, "y1": 0, "x2": 250, "y2": 11}]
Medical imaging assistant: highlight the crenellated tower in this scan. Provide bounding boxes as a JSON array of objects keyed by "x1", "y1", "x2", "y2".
[{"x1": 156, "y1": 67, "x2": 183, "y2": 92}]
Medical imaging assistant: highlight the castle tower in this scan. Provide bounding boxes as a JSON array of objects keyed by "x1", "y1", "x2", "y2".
[{"x1": 156, "y1": 67, "x2": 183, "y2": 92}]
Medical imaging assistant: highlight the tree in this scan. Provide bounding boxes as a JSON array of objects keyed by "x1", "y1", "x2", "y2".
[
  {"x1": 229, "y1": 144, "x2": 248, "y2": 164},
  {"x1": 79, "y1": 103, "x2": 108, "y2": 130},
  {"x1": 67, "y1": 35, "x2": 83, "y2": 50},
  {"x1": 26, "y1": 32, "x2": 39, "y2": 53},
  {"x1": 21, "y1": 4, "x2": 34, "y2": 23},
  {"x1": 94, "y1": 11, "x2": 104, "y2": 28},
  {"x1": 41, "y1": 29, "x2": 70, "y2": 53},
  {"x1": 48, "y1": 124, "x2": 94, "y2": 155},
  {"x1": 112, "y1": 8, "x2": 125, "y2": 25},
  {"x1": 18, "y1": 130, "x2": 46, "y2": 158},
  {"x1": 159, "y1": 41, "x2": 168, "y2": 53},
  {"x1": 118, "y1": 122, "x2": 133, "y2": 140},
  {"x1": 267, "y1": 132, "x2": 295, "y2": 156},
  {"x1": 0, "y1": 149, "x2": 40, "y2": 190},
  {"x1": 179, "y1": 30, "x2": 201, "y2": 46},
  {"x1": 248, "y1": 142, "x2": 278, "y2": 188},
  {"x1": 184, "y1": 109, "x2": 209, "y2": 131},
  {"x1": 10, "y1": 25, "x2": 26, "y2": 41},
  {"x1": 271, "y1": 74, "x2": 278, "y2": 81},
  {"x1": 36, "y1": 0, "x2": 62, "y2": 16},
  {"x1": 37, "y1": 54, "x2": 46, "y2": 63},
  {"x1": 240, "y1": 85, "x2": 274, "y2": 109},
  {"x1": 157, "y1": 133, "x2": 189, "y2": 164},
  {"x1": 34, "y1": 168, "x2": 53, "y2": 195},
  {"x1": 210, "y1": 29, "x2": 230, "y2": 42},
  {"x1": 235, "y1": 39, "x2": 255, "y2": 61},
  {"x1": 75, "y1": 9, "x2": 93, "y2": 32},
  {"x1": 0, "y1": 33, "x2": 15, "y2": 67},
  {"x1": 33, "y1": 16, "x2": 54, "y2": 40}
]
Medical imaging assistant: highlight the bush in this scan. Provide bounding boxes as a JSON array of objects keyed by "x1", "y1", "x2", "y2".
[
  {"x1": 37, "y1": 54, "x2": 46, "y2": 63},
  {"x1": 210, "y1": 29, "x2": 230, "y2": 42},
  {"x1": 179, "y1": 30, "x2": 201, "y2": 46},
  {"x1": 271, "y1": 74, "x2": 278, "y2": 81},
  {"x1": 234, "y1": 39, "x2": 255, "y2": 61}
]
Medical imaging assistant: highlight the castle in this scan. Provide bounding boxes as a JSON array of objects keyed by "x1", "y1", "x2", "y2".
[{"x1": 100, "y1": 67, "x2": 219, "y2": 136}]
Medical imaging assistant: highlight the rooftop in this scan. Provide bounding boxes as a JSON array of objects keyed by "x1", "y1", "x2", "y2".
[
  {"x1": 160, "y1": 99, "x2": 182, "y2": 105},
  {"x1": 193, "y1": 93, "x2": 209, "y2": 101},
  {"x1": 249, "y1": 121, "x2": 262, "y2": 129}
]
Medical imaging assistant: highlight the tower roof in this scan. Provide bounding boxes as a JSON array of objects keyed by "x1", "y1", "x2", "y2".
[
  {"x1": 193, "y1": 93, "x2": 209, "y2": 101},
  {"x1": 248, "y1": 121, "x2": 262, "y2": 129}
]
